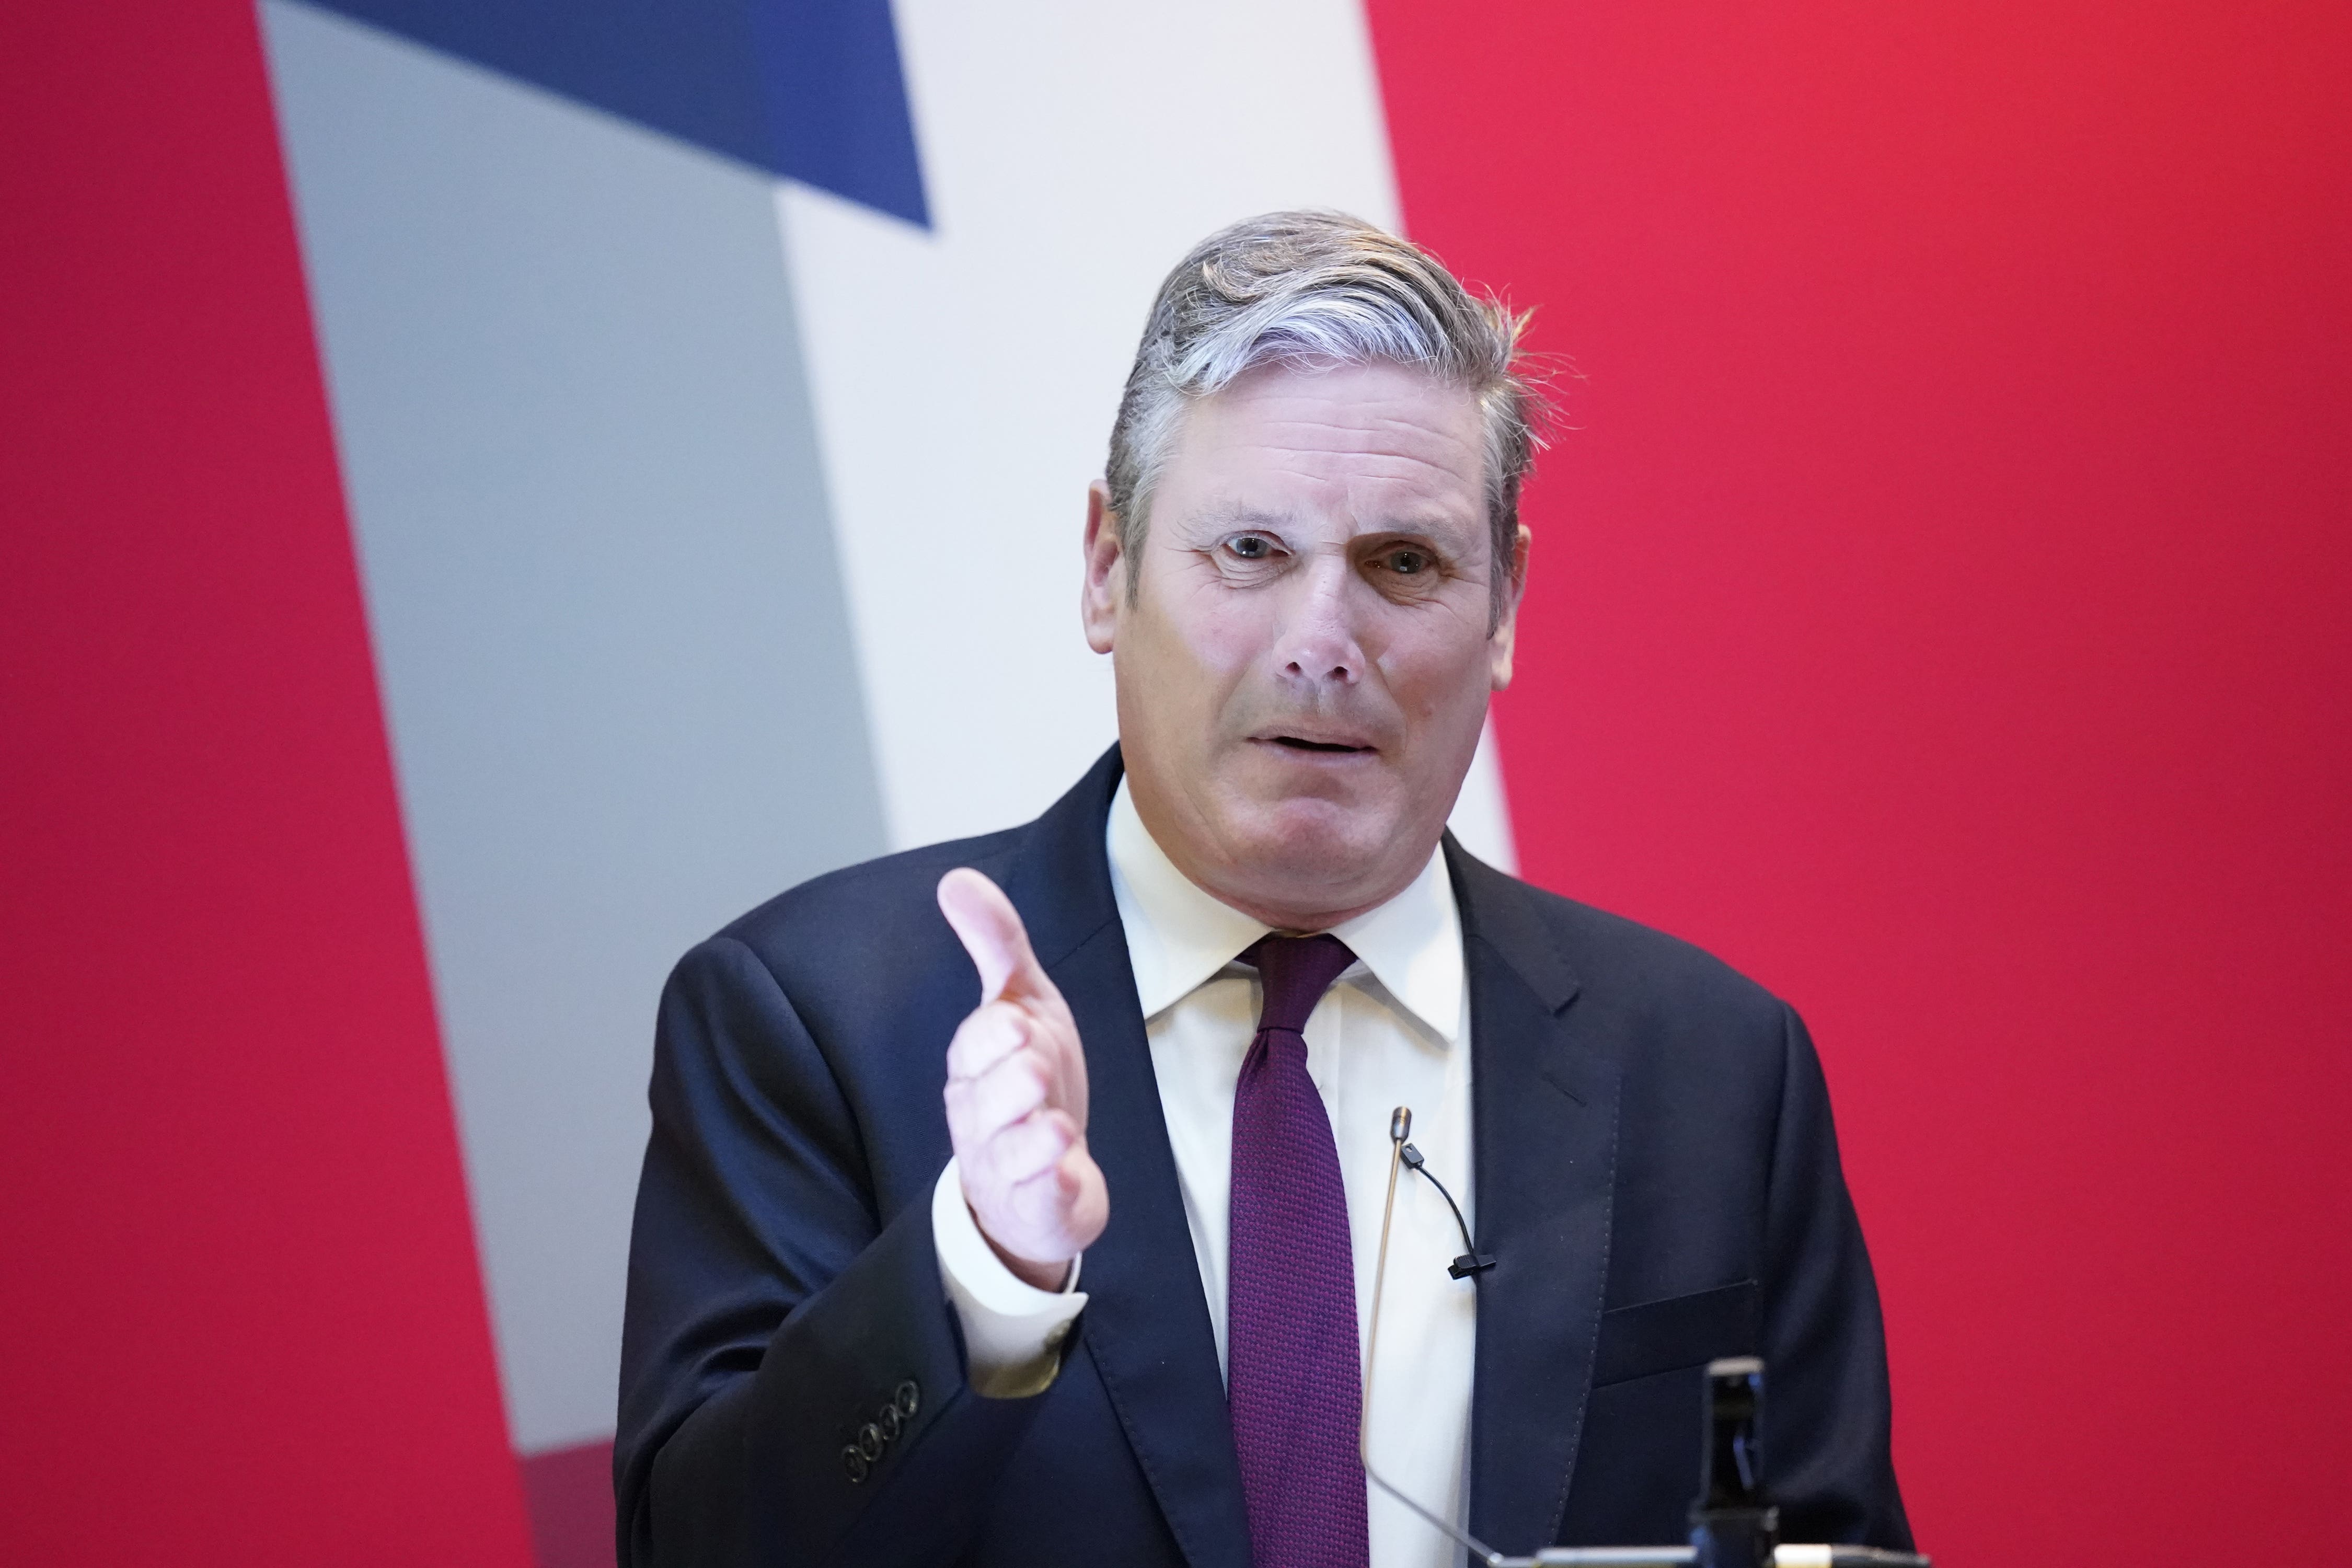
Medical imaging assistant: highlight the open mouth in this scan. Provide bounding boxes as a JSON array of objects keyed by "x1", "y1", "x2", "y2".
[{"x1": 1269, "y1": 736, "x2": 1371, "y2": 754}]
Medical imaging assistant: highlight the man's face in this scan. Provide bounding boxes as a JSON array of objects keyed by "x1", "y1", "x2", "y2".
[{"x1": 1083, "y1": 360, "x2": 1526, "y2": 930}]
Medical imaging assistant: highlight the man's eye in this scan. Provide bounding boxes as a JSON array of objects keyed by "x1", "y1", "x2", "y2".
[
  {"x1": 1387, "y1": 549, "x2": 1433, "y2": 575},
  {"x1": 1227, "y1": 535, "x2": 1273, "y2": 560}
]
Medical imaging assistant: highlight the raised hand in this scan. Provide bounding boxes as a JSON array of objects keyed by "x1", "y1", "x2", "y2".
[{"x1": 937, "y1": 868, "x2": 1110, "y2": 1290}]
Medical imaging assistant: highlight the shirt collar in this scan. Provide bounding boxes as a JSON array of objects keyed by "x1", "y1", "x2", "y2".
[{"x1": 1105, "y1": 776, "x2": 1464, "y2": 1044}]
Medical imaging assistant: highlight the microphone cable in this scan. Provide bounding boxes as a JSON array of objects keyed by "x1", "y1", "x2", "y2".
[
  {"x1": 1400, "y1": 1136, "x2": 1495, "y2": 1279},
  {"x1": 1363, "y1": 1104, "x2": 1513, "y2": 1568}
]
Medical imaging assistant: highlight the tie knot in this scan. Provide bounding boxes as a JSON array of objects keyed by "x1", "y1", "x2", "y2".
[{"x1": 1241, "y1": 933, "x2": 1357, "y2": 1036}]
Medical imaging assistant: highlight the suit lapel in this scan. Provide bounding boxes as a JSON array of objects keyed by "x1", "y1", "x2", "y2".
[
  {"x1": 1007, "y1": 748, "x2": 1251, "y2": 1568},
  {"x1": 1450, "y1": 840, "x2": 1621, "y2": 1556}
]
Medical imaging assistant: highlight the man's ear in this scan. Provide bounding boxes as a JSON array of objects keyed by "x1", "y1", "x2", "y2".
[
  {"x1": 1488, "y1": 523, "x2": 1532, "y2": 691},
  {"x1": 1082, "y1": 481, "x2": 1125, "y2": 655}
]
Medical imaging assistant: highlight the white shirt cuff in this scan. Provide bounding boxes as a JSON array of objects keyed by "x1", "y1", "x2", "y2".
[{"x1": 930, "y1": 1158, "x2": 1088, "y2": 1399}]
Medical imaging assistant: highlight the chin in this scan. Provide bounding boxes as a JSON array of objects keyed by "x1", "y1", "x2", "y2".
[{"x1": 1221, "y1": 797, "x2": 1397, "y2": 897}]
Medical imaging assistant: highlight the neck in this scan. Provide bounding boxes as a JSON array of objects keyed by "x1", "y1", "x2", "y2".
[
  {"x1": 1125, "y1": 780, "x2": 1433, "y2": 934},
  {"x1": 1201, "y1": 885, "x2": 1394, "y2": 935}
]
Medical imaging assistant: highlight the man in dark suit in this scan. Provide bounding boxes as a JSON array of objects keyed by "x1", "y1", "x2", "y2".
[{"x1": 617, "y1": 212, "x2": 1910, "y2": 1568}]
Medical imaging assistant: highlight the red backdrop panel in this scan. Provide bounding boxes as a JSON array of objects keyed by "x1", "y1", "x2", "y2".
[
  {"x1": 1369, "y1": 1, "x2": 2351, "y2": 1561},
  {"x1": 0, "y1": 5, "x2": 535, "y2": 1562}
]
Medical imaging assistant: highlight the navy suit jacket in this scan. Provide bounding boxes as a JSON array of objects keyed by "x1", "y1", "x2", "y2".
[{"x1": 616, "y1": 746, "x2": 1910, "y2": 1566}]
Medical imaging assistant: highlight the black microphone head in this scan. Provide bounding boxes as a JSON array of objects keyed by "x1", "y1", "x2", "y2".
[{"x1": 1700, "y1": 1357, "x2": 1767, "y2": 1509}]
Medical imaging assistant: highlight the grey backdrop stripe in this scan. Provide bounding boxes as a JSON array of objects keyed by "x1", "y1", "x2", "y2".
[{"x1": 261, "y1": 0, "x2": 888, "y2": 1453}]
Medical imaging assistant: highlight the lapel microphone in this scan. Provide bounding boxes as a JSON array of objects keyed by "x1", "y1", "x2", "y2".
[
  {"x1": 1360, "y1": 1107, "x2": 1933, "y2": 1568},
  {"x1": 1397, "y1": 1133, "x2": 1496, "y2": 1279}
]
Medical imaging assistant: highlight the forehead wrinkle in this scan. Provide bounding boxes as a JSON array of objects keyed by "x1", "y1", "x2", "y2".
[
  {"x1": 1310, "y1": 457, "x2": 1485, "y2": 543},
  {"x1": 1267, "y1": 451, "x2": 1479, "y2": 507},
  {"x1": 1253, "y1": 437, "x2": 1470, "y2": 477},
  {"x1": 1228, "y1": 408, "x2": 1481, "y2": 469}
]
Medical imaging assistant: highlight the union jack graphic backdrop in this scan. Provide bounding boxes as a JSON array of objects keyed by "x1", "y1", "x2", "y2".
[{"x1": 3, "y1": 3, "x2": 2347, "y2": 1565}]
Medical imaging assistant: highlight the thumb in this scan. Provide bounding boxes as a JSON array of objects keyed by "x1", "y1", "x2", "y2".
[{"x1": 937, "y1": 868, "x2": 1045, "y2": 1003}]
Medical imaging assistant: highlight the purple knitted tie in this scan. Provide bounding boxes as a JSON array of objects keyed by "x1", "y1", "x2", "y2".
[{"x1": 1228, "y1": 933, "x2": 1368, "y2": 1568}]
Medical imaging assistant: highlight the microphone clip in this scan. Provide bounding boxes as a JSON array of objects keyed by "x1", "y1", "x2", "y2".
[{"x1": 1400, "y1": 1140, "x2": 1493, "y2": 1281}]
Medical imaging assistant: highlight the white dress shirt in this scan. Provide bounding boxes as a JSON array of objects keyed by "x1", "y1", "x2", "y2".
[{"x1": 933, "y1": 778, "x2": 1479, "y2": 1568}]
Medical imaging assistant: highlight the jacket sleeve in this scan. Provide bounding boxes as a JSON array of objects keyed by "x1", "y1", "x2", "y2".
[
  {"x1": 615, "y1": 935, "x2": 1060, "y2": 1567},
  {"x1": 1759, "y1": 1004, "x2": 1914, "y2": 1550}
]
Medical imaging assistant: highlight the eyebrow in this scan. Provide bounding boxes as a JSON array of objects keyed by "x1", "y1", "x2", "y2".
[
  {"x1": 1188, "y1": 502, "x2": 1297, "y2": 532},
  {"x1": 1185, "y1": 502, "x2": 1471, "y2": 541}
]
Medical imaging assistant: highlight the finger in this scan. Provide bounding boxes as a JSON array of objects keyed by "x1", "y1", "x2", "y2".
[
  {"x1": 937, "y1": 868, "x2": 1048, "y2": 1004},
  {"x1": 1002, "y1": 1133, "x2": 1089, "y2": 1239},
  {"x1": 1041, "y1": 1013, "x2": 1089, "y2": 1126},
  {"x1": 1007, "y1": 1154, "x2": 1081, "y2": 1224},
  {"x1": 961, "y1": 1047, "x2": 1051, "y2": 1138},
  {"x1": 1054, "y1": 1144, "x2": 1109, "y2": 1250},
  {"x1": 986, "y1": 1109, "x2": 1079, "y2": 1187},
  {"x1": 944, "y1": 999, "x2": 1031, "y2": 1083}
]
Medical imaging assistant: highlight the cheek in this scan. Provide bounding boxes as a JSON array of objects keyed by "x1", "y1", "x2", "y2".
[
  {"x1": 1376, "y1": 617, "x2": 1496, "y2": 724},
  {"x1": 1129, "y1": 580, "x2": 1267, "y2": 725},
  {"x1": 1161, "y1": 579, "x2": 1275, "y2": 679}
]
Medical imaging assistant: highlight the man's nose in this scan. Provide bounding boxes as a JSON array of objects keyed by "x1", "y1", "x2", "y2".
[{"x1": 1274, "y1": 553, "x2": 1367, "y2": 687}]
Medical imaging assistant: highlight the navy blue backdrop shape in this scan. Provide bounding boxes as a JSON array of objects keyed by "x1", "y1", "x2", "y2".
[{"x1": 293, "y1": 0, "x2": 929, "y2": 226}]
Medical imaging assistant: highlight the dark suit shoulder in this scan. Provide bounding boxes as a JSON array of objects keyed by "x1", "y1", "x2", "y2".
[
  {"x1": 700, "y1": 745, "x2": 1129, "y2": 1010},
  {"x1": 1545, "y1": 887, "x2": 1782, "y2": 1023},
  {"x1": 1455, "y1": 847, "x2": 1787, "y2": 1016},
  {"x1": 1451, "y1": 846, "x2": 1792, "y2": 1075},
  {"x1": 708, "y1": 824, "x2": 1026, "y2": 984},
  {"x1": 647, "y1": 826, "x2": 1043, "y2": 1123}
]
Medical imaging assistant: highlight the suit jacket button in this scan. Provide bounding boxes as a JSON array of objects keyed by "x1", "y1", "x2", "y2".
[
  {"x1": 857, "y1": 1423, "x2": 885, "y2": 1461},
  {"x1": 878, "y1": 1403, "x2": 903, "y2": 1441},
  {"x1": 893, "y1": 1379, "x2": 920, "y2": 1418},
  {"x1": 841, "y1": 1446, "x2": 870, "y2": 1484}
]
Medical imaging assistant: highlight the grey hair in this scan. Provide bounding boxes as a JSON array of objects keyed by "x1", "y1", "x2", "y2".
[{"x1": 1103, "y1": 210, "x2": 1543, "y2": 616}]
